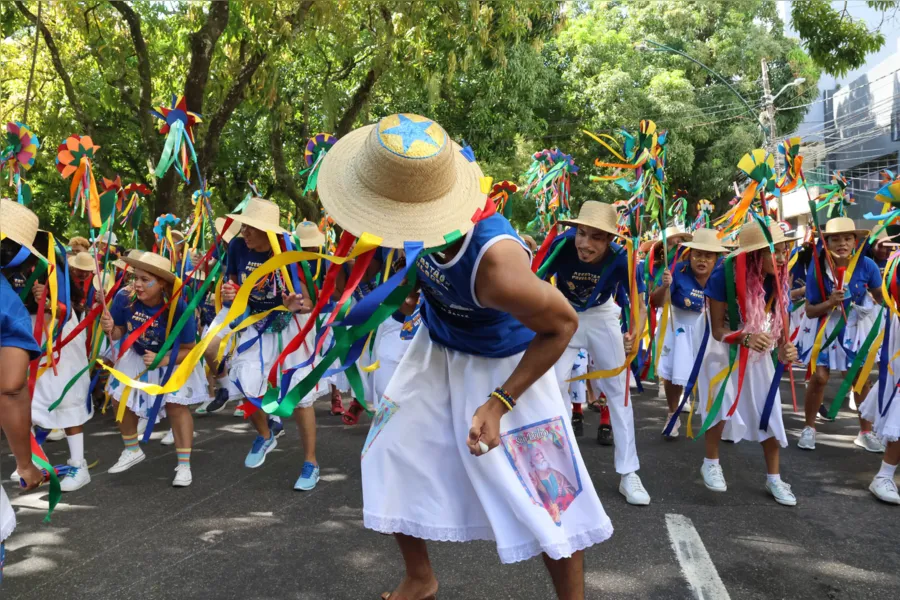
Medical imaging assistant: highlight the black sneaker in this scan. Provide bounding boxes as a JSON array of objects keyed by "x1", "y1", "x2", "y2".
[
  {"x1": 205, "y1": 388, "x2": 230, "y2": 414},
  {"x1": 572, "y1": 413, "x2": 584, "y2": 437},
  {"x1": 597, "y1": 423, "x2": 614, "y2": 446},
  {"x1": 818, "y1": 405, "x2": 836, "y2": 422}
]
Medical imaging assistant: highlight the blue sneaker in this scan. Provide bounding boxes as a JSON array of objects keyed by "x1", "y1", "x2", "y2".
[
  {"x1": 268, "y1": 417, "x2": 285, "y2": 438},
  {"x1": 293, "y1": 461, "x2": 320, "y2": 491},
  {"x1": 244, "y1": 434, "x2": 277, "y2": 469}
]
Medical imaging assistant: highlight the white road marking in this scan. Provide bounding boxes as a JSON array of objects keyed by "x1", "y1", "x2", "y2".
[{"x1": 665, "y1": 513, "x2": 731, "y2": 600}]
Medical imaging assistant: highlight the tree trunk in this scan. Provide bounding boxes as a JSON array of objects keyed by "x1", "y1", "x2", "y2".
[
  {"x1": 271, "y1": 96, "x2": 317, "y2": 221},
  {"x1": 335, "y1": 68, "x2": 379, "y2": 137}
]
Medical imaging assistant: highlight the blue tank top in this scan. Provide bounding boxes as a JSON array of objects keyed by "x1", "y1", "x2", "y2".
[{"x1": 416, "y1": 214, "x2": 534, "y2": 358}]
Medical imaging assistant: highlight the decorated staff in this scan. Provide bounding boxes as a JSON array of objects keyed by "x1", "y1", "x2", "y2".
[
  {"x1": 693, "y1": 199, "x2": 714, "y2": 231},
  {"x1": 150, "y1": 95, "x2": 201, "y2": 183},
  {"x1": 714, "y1": 149, "x2": 781, "y2": 238},
  {"x1": 489, "y1": 180, "x2": 518, "y2": 218},
  {"x1": 2, "y1": 121, "x2": 40, "y2": 205},
  {"x1": 814, "y1": 171, "x2": 854, "y2": 219},
  {"x1": 522, "y1": 147, "x2": 578, "y2": 234},
  {"x1": 299, "y1": 133, "x2": 337, "y2": 194},
  {"x1": 56, "y1": 134, "x2": 101, "y2": 227}
]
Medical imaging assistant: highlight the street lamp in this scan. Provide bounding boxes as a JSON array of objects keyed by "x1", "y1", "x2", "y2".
[{"x1": 770, "y1": 77, "x2": 806, "y2": 103}]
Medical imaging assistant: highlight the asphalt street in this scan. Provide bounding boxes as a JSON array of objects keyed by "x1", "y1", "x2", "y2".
[{"x1": 2, "y1": 373, "x2": 899, "y2": 600}]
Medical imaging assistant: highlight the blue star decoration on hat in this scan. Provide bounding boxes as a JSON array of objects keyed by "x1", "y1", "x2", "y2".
[{"x1": 378, "y1": 114, "x2": 446, "y2": 159}]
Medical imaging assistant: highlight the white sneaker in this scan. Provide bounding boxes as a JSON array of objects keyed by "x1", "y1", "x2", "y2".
[
  {"x1": 854, "y1": 432, "x2": 885, "y2": 454},
  {"x1": 664, "y1": 413, "x2": 680, "y2": 438},
  {"x1": 172, "y1": 464, "x2": 192, "y2": 487},
  {"x1": 766, "y1": 478, "x2": 797, "y2": 506},
  {"x1": 137, "y1": 418, "x2": 148, "y2": 437},
  {"x1": 657, "y1": 385, "x2": 666, "y2": 398},
  {"x1": 160, "y1": 429, "x2": 175, "y2": 446},
  {"x1": 60, "y1": 459, "x2": 90, "y2": 492},
  {"x1": 701, "y1": 462, "x2": 727, "y2": 492},
  {"x1": 47, "y1": 429, "x2": 66, "y2": 442},
  {"x1": 618, "y1": 472, "x2": 651, "y2": 505},
  {"x1": 9, "y1": 469, "x2": 19, "y2": 482},
  {"x1": 797, "y1": 426, "x2": 816, "y2": 450},
  {"x1": 848, "y1": 390, "x2": 858, "y2": 411},
  {"x1": 869, "y1": 477, "x2": 900, "y2": 504},
  {"x1": 194, "y1": 400, "x2": 212, "y2": 415},
  {"x1": 233, "y1": 407, "x2": 245, "y2": 418},
  {"x1": 108, "y1": 448, "x2": 146, "y2": 474}
]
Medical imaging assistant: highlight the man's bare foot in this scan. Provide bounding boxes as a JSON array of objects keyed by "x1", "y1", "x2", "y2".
[{"x1": 382, "y1": 575, "x2": 438, "y2": 600}]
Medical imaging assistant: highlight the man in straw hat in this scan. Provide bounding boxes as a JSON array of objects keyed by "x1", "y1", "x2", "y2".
[
  {"x1": 653, "y1": 228, "x2": 728, "y2": 439},
  {"x1": 208, "y1": 198, "x2": 323, "y2": 491},
  {"x1": 317, "y1": 113, "x2": 611, "y2": 599},
  {"x1": 799, "y1": 216, "x2": 886, "y2": 454},
  {"x1": 0, "y1": 199, "x2": 49, "y2": 577},
  {"x1": 541, "y1": 201, "x2": 652, "y2": 506}
]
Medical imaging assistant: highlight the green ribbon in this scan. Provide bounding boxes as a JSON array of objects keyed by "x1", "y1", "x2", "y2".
[
  {"x1": 31, "y1": 453, "x2": 61, "y2": 522},
  {"x1": 828, "y1": 307, "x2": 883, "y2": 419},
  {"x1": 47, "y1": 358, "x2": 98, "y2": 412}
]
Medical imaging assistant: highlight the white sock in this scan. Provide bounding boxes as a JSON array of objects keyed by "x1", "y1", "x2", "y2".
[
  {"x1": 703, "y1": 457, "x2": 719, "y2": 466},
  {"x1": 67, "y1": 432, "x2": 85, "y2": 464},
  {"x1": 876, "y1": 461, "x2": 898, "y2": 480},
  {"x1": 766, "y1": 473, "x2": 782, "y2": 484}
]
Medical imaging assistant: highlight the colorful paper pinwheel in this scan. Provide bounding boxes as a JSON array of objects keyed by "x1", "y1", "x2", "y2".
[
  {"x1": 815, "y1": 171, "x2": 854, "y2": 219},
  {"x1": 56, "y1": 134, "x2": 102, "y2": 227},
  {"x1": 874, "y1": 170, "x2": 900, "y2": 206},
  {"x1": 299, "y1": 133, "x2": 337, "y2": 194},
  {"x1": 150, "y1": 95, "x2": 202, "y2": 183},
  {"x1": 714, "y1": 149, "x2": 779, "y2": 237},
  {"x1": 2, "y1": 122, "x2": 40, "y2": 205},
  {"x1": 522, "y1": 148, "x2": 578, "y2": 232},
  {"x1": 777, "y1": 137, "x2": 803, "y2": 194},
  {"x1": 120, "y1": 183, "x2": 150, "y2": 232},
  {"x1": 153, "y1": 213, "x2": 181, "y2": 243},
  {"x1": 489, "y1": 180, "x2": 518, "y2": 218}
]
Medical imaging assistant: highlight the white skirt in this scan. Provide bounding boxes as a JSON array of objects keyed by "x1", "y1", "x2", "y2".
[
  {"x1": 227, "y1": 311, "x2": 322, "y2": 408},
  {"x1": 367, "y1": 318, "x2": 413, "y2": 403},
  {"x1": 697, "y1": 327, "x2": 787, "y2": 446},
  {"x1": 362, "y1": 327, "x2": 613, "y2": 564},
  {"x1": 803, "y1": 311, "x2": 847, "y2": 371},
  {"x1": 108, "y1": 347, "x2": 208, "y2": 418},
  {"x1": 859, "y1": 314, "x2": 900, "y2": 442},
  {"x1": 845, "y1": 301, "x2": 882, "y2": 360},
  {"x1": 658, "y1": 306, "x2": 706, "y2": 386},
  {"x1": 31, "y1": 315, "x2": 93, "y2": 430}
]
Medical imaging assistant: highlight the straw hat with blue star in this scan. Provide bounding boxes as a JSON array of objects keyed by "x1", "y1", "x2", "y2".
[{"x1": 317, "y1": 113, "x2": 486, "y2": 248}]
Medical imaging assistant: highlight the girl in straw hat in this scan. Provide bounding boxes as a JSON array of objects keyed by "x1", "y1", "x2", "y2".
[
  {"x1": 699, "y1": 222, "x2": 799, "y2": 506},
  {"x1": 99, "y1": 251, "x2": 208, "y2": 487},
  {"x1": 213, "y1": 198, "x2": 321, "y2": 491},
  {"x1": 653, "y1": 228, "x2": 727, "y2": 439},
  {"x1": 798, "y1": 217, "x2": 885, "y2": 454},
  {"x1": 26, "y1": 234, "x2": 94, "y2": 492},
  {"x1": 317, "y1": 113, "x2": 611, "y2": 597},
  {"x1": 544, "y1": 200, "x2": 652, "y2": 506}
]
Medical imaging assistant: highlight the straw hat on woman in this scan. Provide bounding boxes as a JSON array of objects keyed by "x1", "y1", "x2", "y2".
[
  {"x1": 100, "y1": 250, "x2": 208, "y2": 487},
  {"x1": 0, "y1": 198, "x2": 45, "y2": 262},
  {"x1": 294, "y1": 220, "x2": 326, "y2": 249},
  {"x1": 317, "y1": 114, "x2": 613, "y2": 597}
]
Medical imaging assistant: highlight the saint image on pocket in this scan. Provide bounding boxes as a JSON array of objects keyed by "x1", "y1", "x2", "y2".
[{"x1": 501, "y1": 417, "x2": 582, "y2": 526}]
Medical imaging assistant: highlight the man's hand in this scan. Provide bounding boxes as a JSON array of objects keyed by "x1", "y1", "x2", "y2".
[
  {"x1": 467, "y1": 396, "x2": 508, "y2": 456},
  {"x1": 661, "y1": 269, "x2": 673, "y2": 288},
  {"x1": 778, "y1": 342, "x2": 798, "y2": 363},
  {"x1": 398, "y1": 291, "x2": 420, "y2": 317},
  {"x1": 283, "y1": 292, "x2": 312, "y2": 314},
  {"x1": 623, "y1": 331, "x2": 636, "y2": 354},
  {"x1": 32, "y1": 281, "x2": 45, "y2": 301},
  {"x1": 17, "y1": 461, "x2": 43, "y2": 491},
  {"x1": 100, "y1": 309, "x2": 114, "y2": 335},
  {"x1": 221, "y1": 281, "x2": 238, "y2": 303}
]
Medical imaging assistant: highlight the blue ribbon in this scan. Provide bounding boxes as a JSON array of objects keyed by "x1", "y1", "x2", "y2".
[
  {"x1": 663, "y1": 316, "x2": 710, "y2": 436},
  {"x1": 758, "y1": 358, "x2": 785, "y2": 432}
]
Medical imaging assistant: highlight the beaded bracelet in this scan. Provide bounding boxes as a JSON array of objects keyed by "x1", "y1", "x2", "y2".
[{"x1": 490, "y1": 387, "x2": 516, "y2": 412}]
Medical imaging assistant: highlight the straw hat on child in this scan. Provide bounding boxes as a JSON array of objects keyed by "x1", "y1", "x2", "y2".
[
  {"x1": 822, "y1": 216, "x2": 869, "y2": 239},
  {"x1": 736, "y1": 222, "x2": 800, "y2": 254},
  {"x1": 660, "y1": 225, "x2": 692, "y2": 245},
  {"x1": 121, "y1": 251, "x2": 177, "y2": 283},
  {"x1": 0, "y1": 198, "x2": 45, "y2": 262},
  {"x1": 294, "y1": 220, "x2": 326, "y2": 248},
  {"x1": 68, "y1": 252, "x2": 95, "y2": 272},
  {"x1": 224, "y1": 197, "x2": 286, "y2": 235},
  {"x1": 317, "y1": 113, "x2": 486, "y2": 248},
  {"x1": 682, "y1": 228, "x2": 728, "y2": 253},
  {"x1": 559, "y1": 201, "x2": 620, "y2": 236}
]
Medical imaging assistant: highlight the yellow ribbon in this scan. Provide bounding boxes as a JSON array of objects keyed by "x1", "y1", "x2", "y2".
[
  {"x1": 101, "y1": 233, "x2": 383, "y2": 395},
  {"x1": 266, "y1": 231, "x2": 296, "y2": 295}
]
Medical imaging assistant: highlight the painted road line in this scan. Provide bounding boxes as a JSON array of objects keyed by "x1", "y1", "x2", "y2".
[{"x1": 665, "y1": 513, "x2": 731, "y2": 600}]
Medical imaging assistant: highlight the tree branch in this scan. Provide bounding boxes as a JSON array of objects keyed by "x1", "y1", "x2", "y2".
[{"x1": 183, "y1": 0, "x2": 230, "y2": 115}]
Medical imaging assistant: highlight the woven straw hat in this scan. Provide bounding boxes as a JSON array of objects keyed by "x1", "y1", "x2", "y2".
[
  {"x1": 660, "y1": 226, "x2": 692, "y2": 245},
  {"x1": 0, "y1": 199, "x2": 45, "y2": 262},
  {"x1": 822, "y1": 216, "x2": 868, "y2": 239},
  {"x1": 68, "y1": 251, "x2": 94, "y2": 272},
  {"x1": 294, "y1": 220, "x2": 326, "y2": 248},
  {"x1": 225, "y1": 197, "x2": 286, "y2": 235},
  {"x1": 121, "y1": 250, "x2": 176, "y2": 283},
  {"x1": 95, "y1": 231, "x2": 118, "y2": 246},
  {"x1": 215, "y1": 217, "x2": 241, "y2": 243},
  {"x1": 92, "y1": 274, "x2": 114, "y2": 294},
  {"x1": 559, "y1": 201, "x2": 619, "y2": 236},
  {"x1": 736, "y1": 222, "x2": 800, "y2": 254},
  {"x1": 682, "y1": 228, "x2": 728, "y2": 253},
  {"x1": 317, "y1": 113, "x2": 486, "y2": 248}
]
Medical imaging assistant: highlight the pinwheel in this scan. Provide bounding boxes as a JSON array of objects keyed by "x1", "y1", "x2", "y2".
[
  {"x1": 153, "y1": 213, "x2": 181, "y2": 244},
  {"x1": 522, "y1": 148, "x2": 578, "y2": 232},
  {"x1": 814, "y1": 171, "x2": 854, "y2": 219},
  {"x1": 98, "y1": 176, "x2": 126, "y2": 224},
  {"x1": 150, "y1": 95, "x2": 202, "y2": 183},
  {"x1": 56, "y1": 134, "x2": 102, "y2": 227},
  {"x1": 2, "y1": 122, "x2": 40, "y2": 205},
  {"x1": 119, "y1": 183, "x2": 149, "y2": 233},
  {"x1": 714, "y1": 149, "x2": 779, "y2": 237},
  {"x1": 874, "y1": 170, "x2": 900, "y2": 207},
  {"x1": 489, "y1": 180, "x2": 518, "y2": 217},
  {"x1": 668, "y1": 189, "x2": 688, "y2": 230},
  {"x1": 693, "y1": 199, "x2": 714, "y2": 230},
  {"x1": 299, "y1": 133, "x2": 337, "y2": 194},
  {"x1": 777, "y1": 137, "x2": 803, "y2": 194}
]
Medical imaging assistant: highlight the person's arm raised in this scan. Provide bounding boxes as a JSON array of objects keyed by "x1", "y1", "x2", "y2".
[{"x1": 466, "y1": 239, "x2": 578, "y2": 456}]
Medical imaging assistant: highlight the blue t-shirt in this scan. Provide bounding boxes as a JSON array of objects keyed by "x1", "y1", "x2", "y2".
[
  {"x1": 199, "y1": 289, "x2": 217, "y2": 327},
  {"x1": 705, "y1": 261, "x2": 776, "y2": 325},
  {"x1": 544, "y1": 229, "x2": 645, "y2": 311},
  {"x1": 670, "y1": 260, "x2": 714, "y2": 313},
  {"x1": 0, "y1": 276, "x2": 41, "y2": 359},
  {"x1": 417, "y1": 213, "x2": 535, "y2": 358},
  {"x1": 805, "y1": 255, "x2": 881, "y2": 306},
  {"x1": 226, "y1": 237, "x2": 287, "y2": 314},
  {"x1": 110, "y1": 289, "x2": 196, "y2": 355},
  {"x1": 789, "y1": 253, "x2": 807, "y2": 291}
]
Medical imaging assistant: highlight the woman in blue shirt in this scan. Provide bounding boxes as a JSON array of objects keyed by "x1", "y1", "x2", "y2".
[
  {"x1": 701, "y1": 223, "x2": 799, "y2": 506},
  {"x1": 100, "y1": 251, "x2": 208, "y2": 487},
  {"x1": 653, "y1": 229, "x2": 727, "y2": 438},
  {"x1": 799, "y1": 217, "x2": 885, "y2": 453}
]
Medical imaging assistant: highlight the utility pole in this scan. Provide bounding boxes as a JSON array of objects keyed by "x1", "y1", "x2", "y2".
[{"x1": 760, "y1": 58, "x2": 783, "y2": 220}]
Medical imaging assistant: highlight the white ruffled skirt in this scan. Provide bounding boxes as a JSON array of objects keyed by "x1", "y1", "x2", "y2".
[
  {"x1": 108, "y1": 347, "x2": 208, "y2": 418},
  {"x1": 31, "y1": 315, "x2": 93, "y2": 430},
  {"x1": 658, "y1": 306, "x2": 706, "y2": 387},
  {"x1": 859, "y1": 313, "x2": 900, "y2": 443}
]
